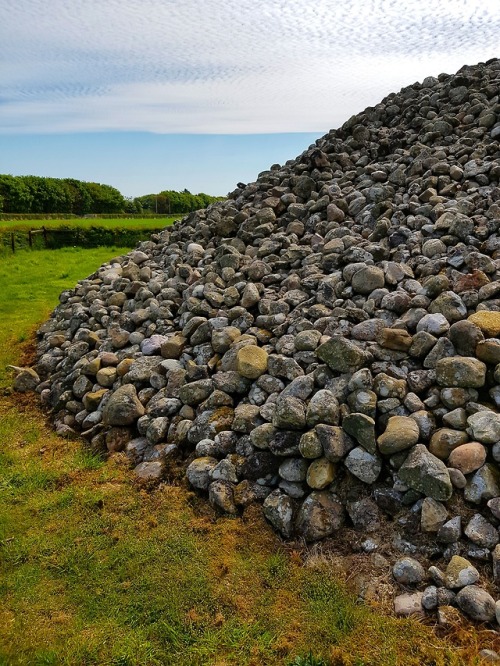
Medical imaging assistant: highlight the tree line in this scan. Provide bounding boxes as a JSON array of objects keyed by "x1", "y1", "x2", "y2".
[{"x1": 0, "y1": 175, "x2": 221, "y2": 216}]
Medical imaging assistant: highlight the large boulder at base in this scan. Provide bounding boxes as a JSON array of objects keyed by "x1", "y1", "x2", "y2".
[
  {"x1": 295, "y1": 491, "x2": 344, "y2": 542},
  {"x1": 102, "y1": 384, "x2": 145, "y2": 426}
]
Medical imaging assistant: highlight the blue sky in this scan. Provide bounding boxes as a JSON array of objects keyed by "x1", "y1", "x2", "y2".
[{"x1": 1, "y1": 0, "x2": 499, "y2": 198}]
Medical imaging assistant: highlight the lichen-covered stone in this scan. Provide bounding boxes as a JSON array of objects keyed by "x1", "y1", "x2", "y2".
[
  {"x1": 102, "y1": 384, "x2": 144, "y2": 426},
  {"x1": 236, "y1": 345, "x2": 268, "y2": 379},
  {"x1": 399, "y1": 444, "x2": 453, "y2": 501}
]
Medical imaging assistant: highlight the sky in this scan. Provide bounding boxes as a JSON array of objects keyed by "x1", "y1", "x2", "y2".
[{"x1": 1, "y1": 0, "x2": 499, "y2": 198}]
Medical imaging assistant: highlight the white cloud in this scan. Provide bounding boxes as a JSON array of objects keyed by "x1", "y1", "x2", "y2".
[{"x1": 1, "y1": 0, "x2": 499, "y2": 134}]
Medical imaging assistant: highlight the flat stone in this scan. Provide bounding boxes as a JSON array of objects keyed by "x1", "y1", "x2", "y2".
[
  {"x1": 394, "y1": 592, "x2": 424, "y2": 616},
  {"x1": 377, "y1": 328, "x2": 413, "y2": 351}
]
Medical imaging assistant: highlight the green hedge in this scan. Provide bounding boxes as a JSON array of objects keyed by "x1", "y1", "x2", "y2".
[
  {"x1": 0, "y1": 213, "x2": 171, "y2": 221},
  {"x1": 0, "y1": 225, "x2": 162, "y2": 253}
]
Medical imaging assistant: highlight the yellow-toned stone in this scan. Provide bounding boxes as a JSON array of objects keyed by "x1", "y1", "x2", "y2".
[
  {"x1": 116, "y1": 358, "x2": 135, "y2": 376},
  {"x1": 468, "y1": 311, "x2": 500, "y2": 337},
  {"x1": 236, "y1": 345, "x2": 268, "y2": 379},
  {"x1": 306, "y1": 457, "x2": 336, "y2": 489},
  {"x1": 83, "y1": 357, "x2": 101, "y2": 376},
  {"x1": 83, "y1": 388, "x2": 109, "y2": 411}
]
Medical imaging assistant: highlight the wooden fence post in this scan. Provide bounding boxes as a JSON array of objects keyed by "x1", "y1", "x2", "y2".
[
  {"x1": 11, "y1": 233, "x2": 15, "y2": 253},
  {"x1": 28, "y1": 229, "x2": 33, "y2": 248}
]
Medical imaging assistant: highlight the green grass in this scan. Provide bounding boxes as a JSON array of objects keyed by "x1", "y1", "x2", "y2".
[
  {"x1": 0, "y1": 247, "x2": 492, "y2": 665},
  {"x1": 0, "y1": 247, "x2": 130, "y2": 386},
  {"x1": 0, "y1": 217, "x2": 178, "y2": 232}
]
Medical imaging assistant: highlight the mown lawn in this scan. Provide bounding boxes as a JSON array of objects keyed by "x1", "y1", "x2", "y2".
[{"x1": 0, "y1": 248, "x2": 494, "y2": 665}]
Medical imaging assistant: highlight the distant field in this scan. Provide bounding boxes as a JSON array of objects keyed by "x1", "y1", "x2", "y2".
[
  {"x1": 0, "y1": 246, "x2": 130, "y2": 385},
  {"x1": 0, "y1": 216, "x2": 179, "y2": 232}
]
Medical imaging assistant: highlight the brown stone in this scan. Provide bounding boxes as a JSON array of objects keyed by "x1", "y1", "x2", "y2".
[
  {"x1": 376, "y1": 328, "x2": 413, "y2": 351},
  {"x1": 448, "y1": 442, "x2": 487, "y2": 475}
]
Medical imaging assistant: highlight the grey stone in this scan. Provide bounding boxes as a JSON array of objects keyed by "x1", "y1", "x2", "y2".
[
  {"x1": 134, "y1": 461, "x2": 163, "y2": 482},
  {"x1": 186, "y1": 456, "x2": 218, "y2": 490},
  {"x1": 306, "y1": 389, "x2": 339, "y2": 427},
  {"x1": 393, "y1": 557, "x2": 426, "y2": 585},
  {"x1": 316, "y1": 336, "x2": 367, "y2": 373},
  {"x1": 464, "y1": 464, "x2": 500, "y2": 504},
  {"x1": 344, "y1": 447, "x2": 382, "y2": 484},
  {"x1": 456, "y1": 585, "x2": 496, "y2": 622},
  {"x1": 295, "y1": 491, "x2": 344, "y2": 542},
  {"x1": 102, "y1": 384, "x2": 145, "y2": 426},
  {"x1": 464, "y1": 513, "x2": 499, "y2": 549},
  {"x1": 467, "y1": 411, "x2": 500, "y2": 445},
  {"x1": 263, "y1": 489, "x2": 296, "y2": 538},
  {"x1": 399, "y1": 444, "x2": 453, "y2": 501},
  {"x1": 394, "y1": 592, "x2": 424, "y2": 616}
]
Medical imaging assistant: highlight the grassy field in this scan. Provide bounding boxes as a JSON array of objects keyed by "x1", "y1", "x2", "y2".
[
  {"x1": 0, "y1": 217, "x2": 178, "y2": 232},
  {"x1": 0, "y1": 248, "x2": 495, "y2": 665},
  {"x1": 0, "y1": 247, "x2": 130, "y2": 385}
]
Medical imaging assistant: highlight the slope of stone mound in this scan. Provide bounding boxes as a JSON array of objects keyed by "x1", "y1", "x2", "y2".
[{"x1": 34, "y1": 59, "x2": 500, "y2": 570}]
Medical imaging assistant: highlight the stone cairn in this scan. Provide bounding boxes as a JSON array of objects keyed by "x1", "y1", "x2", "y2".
[{"x1": 29, "y1": 58, "x2": 500, "y2": 626}]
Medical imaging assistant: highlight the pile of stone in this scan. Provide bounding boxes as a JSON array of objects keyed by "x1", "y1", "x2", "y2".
[
  {"x1": 393, "y1": 553, "x2": 500, "y2": 624},
  {"x1": 29, "y1": 58, "x2": 500, "y2": 617}
]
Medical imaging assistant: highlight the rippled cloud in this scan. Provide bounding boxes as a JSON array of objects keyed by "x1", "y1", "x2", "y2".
[{"x1": 1, "y1": 0, "x2": 499, "y2": 134}]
